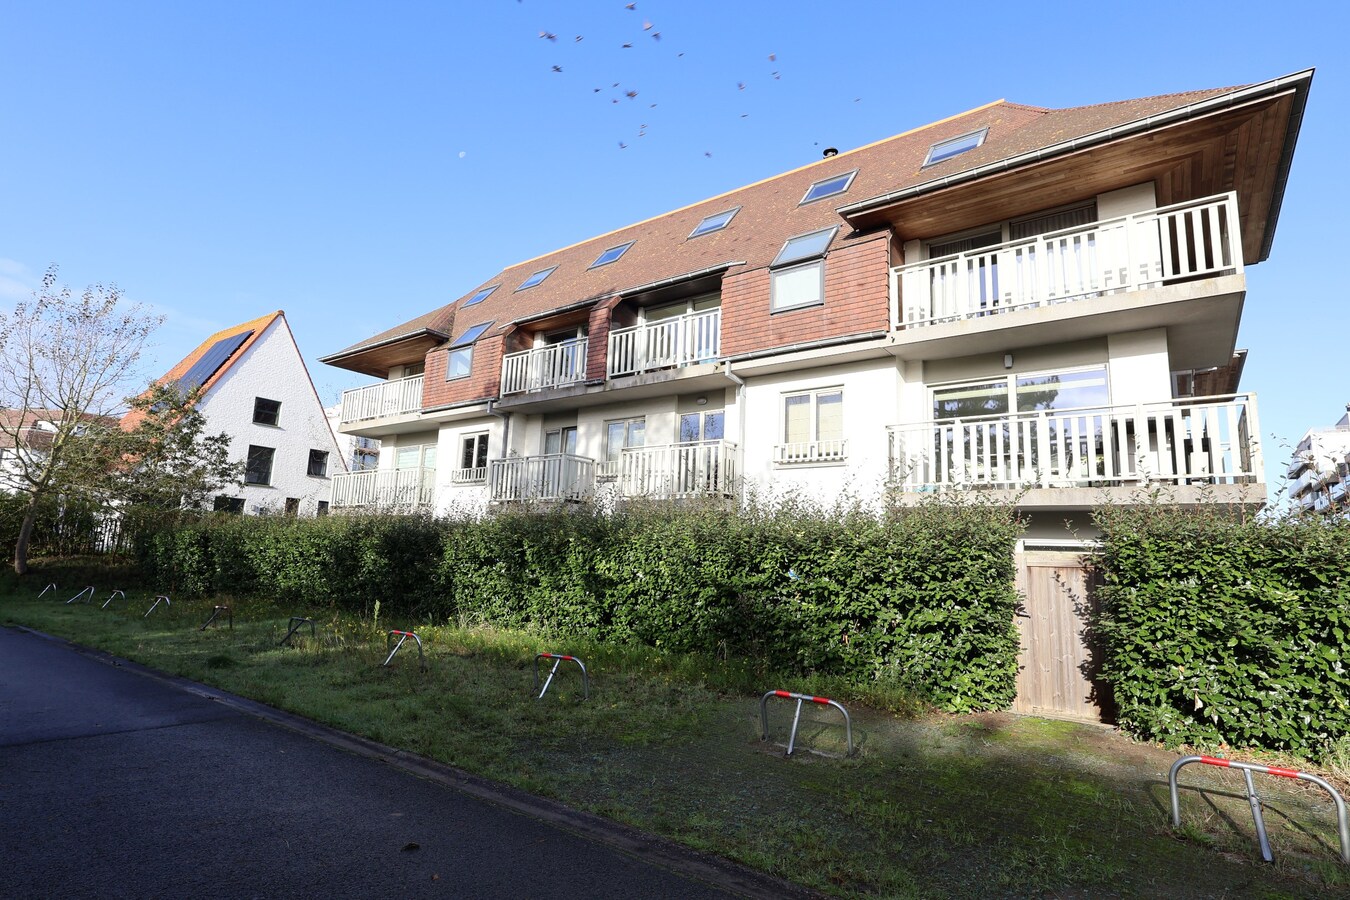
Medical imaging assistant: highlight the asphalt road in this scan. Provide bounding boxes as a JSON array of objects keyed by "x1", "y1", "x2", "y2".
[{"x1": 0, "y1": 626, "x2": 786, "y2": 899}]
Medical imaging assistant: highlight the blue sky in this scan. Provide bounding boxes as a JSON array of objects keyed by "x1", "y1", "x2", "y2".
[{"x1": 1, "y1": 1, "x2": 1345, "y2": 498}]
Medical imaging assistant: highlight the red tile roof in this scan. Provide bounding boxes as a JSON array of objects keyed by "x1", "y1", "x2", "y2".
[{"x1": 326, "y1": 84, "x2": 1246, "y2": 363}]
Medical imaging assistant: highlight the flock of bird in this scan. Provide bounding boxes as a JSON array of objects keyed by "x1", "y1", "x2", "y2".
[{"x1": 529, "y1": 2, "x2": 818, "y2": 154}]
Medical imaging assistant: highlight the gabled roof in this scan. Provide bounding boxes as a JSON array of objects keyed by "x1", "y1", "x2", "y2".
[
  {"x1": 325, "y1": 73, "x2": 1310, "y2": 369},
  {"x1": 120, "y1": 311, "x2": 283, "y2": 430}
]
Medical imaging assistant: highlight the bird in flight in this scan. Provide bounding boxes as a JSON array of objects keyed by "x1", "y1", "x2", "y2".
[
  {"x1": 551, "y1": 65, "x2": 563, "y2": 73},
  {"x1": 539, "y1": 31, "x2": 556, "y2": 41}
]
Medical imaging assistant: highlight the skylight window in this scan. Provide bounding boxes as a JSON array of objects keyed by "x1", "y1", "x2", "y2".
[
  {"x1": 450, "y1": 321, "x2": 493, "y2": 349},
  {"x1": 464, "y1": 285, "x2": 497, "y2": 307},
  {"x1": 799, "y1": 170, "x2": 858, "y2": 205},
  {"x1": 589, "y1": 241, "x2": 634, "y2": 269},
  {"x1": 515, "y1": 266, "x2": 557, "y2": 291},
  {"x1": 923, "y1": 128, "x2": 988, "y2": 167},
  {"x1": 689, "y1": 207, "x2": 740, "y2": 238},
  {"x1": 772, "y1": 226, "x2": 839, "y2": 267}
]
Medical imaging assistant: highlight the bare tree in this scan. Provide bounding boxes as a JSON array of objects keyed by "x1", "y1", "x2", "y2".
[{"x1": 0, "y1": 266, "x2": 161, "y2": 573}]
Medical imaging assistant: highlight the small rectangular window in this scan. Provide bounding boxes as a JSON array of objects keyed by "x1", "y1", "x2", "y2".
[
  {"x1": 515, "y1": 266, "x2": 557, "y2": 291},
  {"x1": 214, "y1": 496, "x2": 245, "y2": 514},
  {"x1": 245, "y1": 445, "x2": 275, "y2": 485},
  {"x1": 253, "y1": 397, "x2": 281, "y2": 426},
  {"x1": 605, "y1": 417, "x2": 646, "y2": 461},
  {"x1": 459, "y1": 433, "x2": 489, "y2": 480},
  {"x1": 316, "y1": 500, "x2": 329, "y2": 517},
  {"x1": 689, "y1": 207, "x2": 739, "y2": 238},
  {"x1": 771, "y1": 260, "x2": 825, "y2": 312},
  {"x1": 923, "y1": 128, "x2": 988, "y2": 167},
  {"x1": 778, "y1": 389, "x2": 845, "y2": 463},
  {"x1": 307, "y1": 449, "x2": 329, "y2": 477},
  {"x1": 463, "y1": 285, "x2": 498, "y2": 307},
  {"x1": 799, "y1": 170, "x2": 858, "y2": 205},
  {"x1": 589, "y1": 242, "x2": 634, "y2": 269},
  {"x1": 284, "y1": 497, "x2": 300, "y2": 516}
]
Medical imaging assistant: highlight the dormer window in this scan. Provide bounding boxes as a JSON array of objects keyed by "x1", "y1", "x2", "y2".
[
  {"x1": 464, "y1": 285, "x2": 497, "y2": 307},
  {"x1": 689, "y1": 207, "x2": 739, "y2": 238},
  {"x1": 771, "y1": 226, "x2": 838, "y2": 312},
  {"x1": 589, "y1": 241, "x2": 634, "y2": 269},
  {"x1": 446, "y1": 321, "x2": 494, "y2": 380},
  {"x1": 799, "y1": 170, "x2": 858, "y2": 205},
  {"x1": 923, "y1": 128, "x2": 988, "y2": 167},
  {"x1": 516, "y1": 266, "x2": 557, "y2": 291}
]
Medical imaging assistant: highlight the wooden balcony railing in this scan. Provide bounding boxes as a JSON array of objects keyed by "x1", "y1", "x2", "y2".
[
  {"x1": 887, "y1": 394, "x2": 1262, "y2": 492},
  {"x1": 330, "y1": 466, "x2": 435, "y2": 508},
  {"x1": 890, "y1": 193, "x2": 1243, "y2": 329},
  {"x1": 501, "y1": 338, "x2": 589, "y2": 395},
  {"x1": 339, "y1": 375, "x2": 423, "y2": 425},
  {"x1": 607, "y1": 308, "x2": 720, "y2": 378}
]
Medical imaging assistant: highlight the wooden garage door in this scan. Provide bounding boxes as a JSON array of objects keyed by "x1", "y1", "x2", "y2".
[{"x1": 1013, "y1": 550, "x2": 1112, "y2": 722}]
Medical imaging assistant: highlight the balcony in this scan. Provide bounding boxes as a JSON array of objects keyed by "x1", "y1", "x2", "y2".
[
  {"x1": 608, "y1": 308, "x2": 720, "y2": 378},
  {"x1": 501, "y1": 338, "x2": 589, "y2": 395},
  {"x1": 888, "y1": 394, "x2": 1261, "y2": 495},
  {"x1": 488, "y1": 454, "x2": 595, "y2": 503},
  {"x1": 330, "y1": 466, "x2": 435, "y2": 510},
  {"x1": 595, "y1": 440, "x2": 738, "y2": 498},
  {"x1": 339, "y1": 375, "x2": 423, "y2": 426},
  {"x1": 773, "y1": 439, "x2": 848, "y2": 466},
  {"x1": 891, "y1": 193, "x2": 1243, "y2": 331}
]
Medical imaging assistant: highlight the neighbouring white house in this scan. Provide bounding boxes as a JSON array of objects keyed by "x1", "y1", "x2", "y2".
[
  {"x1": 320, "y1": 70, "x2": 1314, "y2": 722},
  {"x1": 1287, "y1": 407, "x2": 1350, "y2": 513},
  {"x1": 132, "y1": 311, "x2": 347, "y2": 516},
  {"x1": 325, "y1": 403, "x2": 380, "y2": 473}
]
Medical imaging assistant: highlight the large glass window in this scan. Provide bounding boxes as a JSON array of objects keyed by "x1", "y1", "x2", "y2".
[
  {"x1": 679, "y1": 411, "x2": 725, "y2": 443},
  {"x1": 544, "y1": 426, "x2": 578, "y2": 456},
  {"x1": 781, "y1": 389, "x2": 843, "y2": 461},
  {"x1": 933, "y1": 368, "x2": 1108, "y2": 420}
]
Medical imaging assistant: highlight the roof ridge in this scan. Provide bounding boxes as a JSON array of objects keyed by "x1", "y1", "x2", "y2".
[
  {"x1": 1060, "y1": 85, "x2": 1246, "y2": 112},
  {"x1": 498, "y1": 98, "x2": 1017, "y2": 276}
]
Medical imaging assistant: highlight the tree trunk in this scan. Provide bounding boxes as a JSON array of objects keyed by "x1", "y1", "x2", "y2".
[{"x1": 13, "y1": 496, "x2": 39, "y2": 575}]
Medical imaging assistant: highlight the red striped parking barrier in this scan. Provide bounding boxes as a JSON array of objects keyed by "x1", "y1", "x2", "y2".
[
  {"x1": 534, "y1": 653, "x2": 588, "y2": 700},
  {"x1": 383, "y1": 630, "x2": 426, "y2": 670},
  {"x1": 1170, "y1": 755, "x2": 1349, "y2": 864},
  {"x1": 760, "y1": 690, "x2": 853, "y2": 758}
]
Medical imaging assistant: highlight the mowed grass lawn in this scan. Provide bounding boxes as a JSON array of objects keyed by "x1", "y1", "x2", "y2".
[{"x1": 4, "y1": 562, "x2": 1347, "y2": 898}]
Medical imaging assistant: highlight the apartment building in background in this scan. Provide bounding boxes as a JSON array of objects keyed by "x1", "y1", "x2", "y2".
[{"x1": 1287, "y1": 407, "x2": 1350, "y2": 513}]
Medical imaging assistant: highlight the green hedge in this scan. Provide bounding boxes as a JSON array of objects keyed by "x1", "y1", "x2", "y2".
[
  {"x1": 135, "y1": 499, "x2": 1023, "y2": 712},
  {"x1": 1091, "y1": 505, "x2": 1350, "y2": 757}
]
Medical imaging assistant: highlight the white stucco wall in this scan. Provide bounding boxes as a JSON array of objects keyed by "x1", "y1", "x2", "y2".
[{"x1": 199, "y1": 316, "x2": 347, "y2": 515}]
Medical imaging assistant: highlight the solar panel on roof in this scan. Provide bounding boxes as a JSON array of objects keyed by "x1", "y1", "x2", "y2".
[{"x1": 178, "y1": 330, "x2": 254, "y2": 394}]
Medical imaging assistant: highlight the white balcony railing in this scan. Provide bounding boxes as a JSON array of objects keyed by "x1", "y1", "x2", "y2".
[
  {"x1": 887, "y1": 394, "x2": 1261, "y2": 492},
  {"x1": 594, "y1": 440, "x2": 738, "y2": 498},
  {"x1": 774, "y1": 439, "x2": 848, "y2": 465},
  {"x1": 449, "y1": 466, "x2": 487, "y2": 485},
  {"x1": 607, "y1": 308, "x2": 721, "y2": 378},
  {"x1": 339, "y1": 375, "x2": 424, "y2": 425},
  {"x1": 488, "y1": 454, "x2": 595, "y2": 502},
  {"x1": 330, "y1": 466, "x2": 436, "y2": 509},
  {"x1": 890, "y1": 193, "x2": 1243, "y2": 329},
  {"x1": 501, "y1": 338, "x2": 589, "y2": 395}
]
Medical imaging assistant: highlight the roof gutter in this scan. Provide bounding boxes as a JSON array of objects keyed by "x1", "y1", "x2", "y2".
[
  {"x1": 619, "y1": 261, "x2": 745, "y2": 297},
  {"x1": 836, "y1": 69, "x2": 1316, "y2": 226},
  {"x1": 723, "y1": 330, "x2": 888, "y2": 365}
]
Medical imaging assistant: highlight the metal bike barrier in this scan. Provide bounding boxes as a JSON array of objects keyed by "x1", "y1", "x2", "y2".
[
  {"x1": 1170, "y1": 755, "x2": 1350, "y2": 865},
  {"x1": 279, "y1": 616, "x2": 316, "y2": 646},
  {"x1": 100, "y1": 590, "x2": 125, "y2": 610},
  {"x1": 200, "y1": 606, "x2": 233, "y2": 631},
  {"x1": 65, "y1": 586, "x2": 95, "y2": 605},
  {"x1": 143, "y1": 595, "x2": 170, "y2": 618},
  {"x1": 39, "y1": 583, "x2": 57, "y2": 598},
  {"x1": 533, "y1": 653, "x2": 588, "y2": 701},
  {"x1": 382, "y1": 630, "x2": 426, "y2": 669},
  {"x1": 760, "y1": 690, "x2": 854, "y2": 758}
]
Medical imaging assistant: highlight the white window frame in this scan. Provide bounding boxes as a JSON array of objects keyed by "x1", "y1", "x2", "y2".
[
  {"x1": 922, "y1": 127, "x2": 988, "y2": 167},
  {"x1": 929, "y1": 364, "x2": 1111, "y2": 421},
  {"x1": 770, "y1": 226, "x2": 837, "y2": 312},
  {"x1": 456, "y1": 432, "x2": 489, "y2": 483},
  {"x1": 775, "y1": 388, "x2": 845, "y2": 465},
  {"x1": 799, "y1": 169, "x2": 858, "y2": 205},
  {"x1": 604, "y1": 416, "x2": 646, "y2": 461}
]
